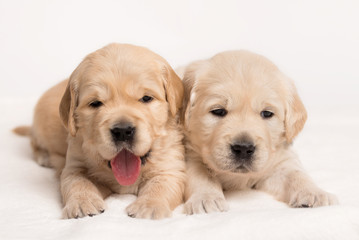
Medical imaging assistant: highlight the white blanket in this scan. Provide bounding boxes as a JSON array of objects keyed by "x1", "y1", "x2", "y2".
[{"x1": 1, "y1": 99, "x2": 359, "y2": 240}]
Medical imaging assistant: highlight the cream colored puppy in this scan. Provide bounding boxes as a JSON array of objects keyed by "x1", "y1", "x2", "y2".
[
  {"x1": 14, "y1": 43, "x2": 186, "y2": 219},
  {"x1": 181, "y1": 51, "x2": 338, "y2": 214}
]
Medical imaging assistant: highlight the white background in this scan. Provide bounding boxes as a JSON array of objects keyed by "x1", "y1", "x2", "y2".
[
  {"x1": 1, "y1": 0, "x2": 358, "y2": 107},
  {"x1": 1, "y1": 1, "x2": 359, "y2": 239}
]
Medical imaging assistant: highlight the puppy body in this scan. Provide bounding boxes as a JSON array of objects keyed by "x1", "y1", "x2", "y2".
[
  {"x1": 26, "y1": 80, "x2": 68, "y2": 171},
  {"x1": 182, "y1": 51, "x2": 337, "y2": 214},
  {"x1": 16, "y1": 43, "x2": 186, "y2": 219}
]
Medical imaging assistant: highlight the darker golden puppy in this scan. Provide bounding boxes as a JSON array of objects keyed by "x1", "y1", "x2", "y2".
[{"x1": 14, "y1": 43, "x2": 186, "y2": 219}]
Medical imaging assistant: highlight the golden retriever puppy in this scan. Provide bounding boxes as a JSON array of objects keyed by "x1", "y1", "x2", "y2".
[
  {"x1": 181, "y1": 50, "x2": 338, "y2": 214},
  {"x1": 13, "y1": 43, "x2": 186, "y2": 219}
]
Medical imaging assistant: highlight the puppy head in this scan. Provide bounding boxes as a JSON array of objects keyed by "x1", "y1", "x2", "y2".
[
  {"x1": 59, "y1": 43, "x2": 183, "y2": 183},
  {"x1": 183, "y1": 50, "x2": 306, "y2": 174}
]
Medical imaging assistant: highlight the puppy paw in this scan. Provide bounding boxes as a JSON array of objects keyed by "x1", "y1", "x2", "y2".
[
  {"x1": 289, "y1": 188, "x2": 338, "y2": 208},
  {"x1": 126, "y1": 199, "x2": 172, "y2": 219},
  {"x1": 62, "y1": 192, "x2": 106, "y2": 219},
  {"x1": 33, "y1": 149, "x2": 51, "y2": 168},
  {"x1": 184, "y1": 193, "x2": 229, "y2": 214}
]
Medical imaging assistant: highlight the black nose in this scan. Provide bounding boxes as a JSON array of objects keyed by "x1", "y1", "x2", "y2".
[
  {"x1": 110, "y1": 123, "x2": 135, "y2": 142},
  {"x1": 231, "y1": 142, "x2": 255, "y2": 161}
]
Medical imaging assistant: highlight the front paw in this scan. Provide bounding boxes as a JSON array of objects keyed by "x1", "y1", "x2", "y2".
[
  {"x1": 184, "y1": 193, "x2": 229, "y2": 215},
  {"x1": 126, "y1": 199, "x2": 172, "y2": 219},
  {"x1": 289, "y1": 188, "x2": 338, "y2": 208},
  {"x1": 62, "y1": 192, "x2": 106, "y2": 219}
]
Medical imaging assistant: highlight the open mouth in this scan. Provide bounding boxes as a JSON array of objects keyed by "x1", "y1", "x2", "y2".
[{"x1": 108, "y1": 149, "x2": 150, "y2": 186}]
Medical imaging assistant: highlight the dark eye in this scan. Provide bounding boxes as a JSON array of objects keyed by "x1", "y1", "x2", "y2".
[
  {"x1": 89, "y1": 100, "x2": 103, "y2": 108},
  {"x1": 140, "y1": 95, "x2": 153, "y2": 103},
  {"x1": 261, "y1": 110, "x2": 274, "y2": 119},
  {"x1": 210, "y1": 108, "x2": 228, "y2": 117}
]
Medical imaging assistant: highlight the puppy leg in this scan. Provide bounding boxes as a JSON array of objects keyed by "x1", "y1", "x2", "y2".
[
  {"x1": 31, "y1": 139, "x2": 51, "y2": 168},
  {"x1": 126, "y1": 172, "x2": 185, "y2": 220},
  {"x1": 33, "y1": 148, "x2": 51, "y2": 167},
  {"x1": 184, "y1": 160, "x2": 228, "y2": 214},
  {"x1": 32, "y1": 145, "x2": 65, "y2": 177},
  {"x1": 48, "y1": 154, "x2": 66, "y2": 176},
  {"x1": 258, "y1": 161, "x2": 338, "y2": 208},
  {"x1": 61, "y1": 166, "x2": 108, "y2": 219},
  {"x1": 286, "y1": 170, "x2": 338, "y2": 207}
]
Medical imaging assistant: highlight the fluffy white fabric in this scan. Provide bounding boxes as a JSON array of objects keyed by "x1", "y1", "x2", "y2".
[{"x1": 1, "y1": 99, "x2": 359, "y2": 240}]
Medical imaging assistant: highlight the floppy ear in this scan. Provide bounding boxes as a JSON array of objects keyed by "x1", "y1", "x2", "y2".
[
  {"x1": 59, "y1": 72, "x2": 79, "y2": 137},
  {"x1": 284, "y1": 81, "x2": 307, "y2": 143},
  {"x1": 162, "y1": 64, "x2": 184, "y2": 117},
  {"x1": 180, "y1": 60, "x2": 207, "y2": 128}
]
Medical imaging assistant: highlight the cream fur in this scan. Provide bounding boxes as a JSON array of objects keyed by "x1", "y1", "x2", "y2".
[{"x1": 181, "y1": 50, "x2": 338, "y2": 214}]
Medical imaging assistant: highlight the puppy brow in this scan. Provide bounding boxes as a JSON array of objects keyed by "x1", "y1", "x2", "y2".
[
  {"x1": 261, "y1": 100, "x2": 280, "y2": 110},
  {"x1": 79, "y1": 83, "x2": 110, "y2": 104},
  {"x1": 84, "y1": 82, "x2": 109, "y2": 92},
  {"x1": 204, "y1": 94, "x2": 228, "y2": 107},
  {"x1": 142, "y1": 87, "x2": 162, "y2": 97},
  {"x1": 133, "y1": 79, "x2": 165, "y2": 100}
]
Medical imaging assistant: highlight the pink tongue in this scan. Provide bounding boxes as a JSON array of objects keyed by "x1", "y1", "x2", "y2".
[{"x1": 111, "y1": 149, "x2": 141, "y2": 186}]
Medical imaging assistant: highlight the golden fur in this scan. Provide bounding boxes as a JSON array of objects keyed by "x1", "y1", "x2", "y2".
[
  {"x1": 181, "y1": 50, "x2": 338, "y2": 214},
  {"x1": 14, "y1": 43, "x2": 186, "y2": 219}
]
